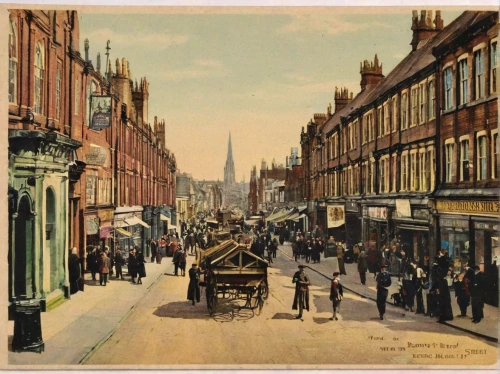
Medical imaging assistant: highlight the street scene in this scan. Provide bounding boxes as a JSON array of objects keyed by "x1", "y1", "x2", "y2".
[{"x1": 3, "y1": 5, "x2": 499, "y2": 370}]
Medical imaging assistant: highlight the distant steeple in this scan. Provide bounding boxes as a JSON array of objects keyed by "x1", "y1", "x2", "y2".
[{"x1": 224, "y1": 132, "x2": 236, "y2": 189}]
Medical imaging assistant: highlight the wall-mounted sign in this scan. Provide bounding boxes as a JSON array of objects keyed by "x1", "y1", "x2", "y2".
[
  {"x1": 89, "y1": 95, "x2": 112, "y2": 130},
  {"x1": 436, "y1": 200, "x2": 499, "y2": 215},
  {"x1": 368, "y1": 207, "x2": 387, "y2": 220},
  {"x1": 395, "y1": 199, "x2": 411, "y2": 218},
  {"x1": 327, "y1": 205, "x2": 345, "y2": 228},
  {"x1": 86, "y1": 215, "x2": 99, "y2": 235},
  {"x1": 85, "y1": 145, "x2": 107, "y2": 166}
]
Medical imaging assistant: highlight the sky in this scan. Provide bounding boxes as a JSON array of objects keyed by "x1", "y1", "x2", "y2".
[{"x1": 79, "y1": 8, "x2": 464, "y2": 182}]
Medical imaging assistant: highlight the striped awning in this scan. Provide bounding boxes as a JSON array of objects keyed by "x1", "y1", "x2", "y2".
[{"x1": 115, "y1": 227, "x2": 132, "y2": 237}]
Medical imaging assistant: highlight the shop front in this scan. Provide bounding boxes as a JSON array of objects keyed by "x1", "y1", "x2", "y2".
[
  {"x1": 392, "y1": 199, "x2": 432, "y2": 268},
  {"x1": 363, "y1": 205, "x2": 389, "y2": 250},
  {"x1": 114, "y1": 206, "x2": 150, "y2": 254},
  {"x1": 345, "y1": 201, "x2": 361, "y2": 249},
  {"x1": 435, "y1": 198, "x2": 499, "y2": 307}
]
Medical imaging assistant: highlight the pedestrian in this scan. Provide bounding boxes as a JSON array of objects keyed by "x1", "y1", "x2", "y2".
[
  {"x1": 402, "y1": 267, "x2": 416, "y2": 312},
  {"x1": 292, "y1": 239, "x2": 300, "y2": 262},
  {"x1": 114, "y1": 248, "x2": 125, "y2": 280},
  {"x1": 337, "y1": 242, "x2": 346, "y2": 275},
  {"x1": 271, "y1": 238, "x2": 278, "y2": 258},
  {"x1": 128, "y1": 249, "x2": 138, "y2": 284},
  {"x1": 150, "y1": 239, "x2": 157, "y2": 263},
  {"x1": 187, "y1": 263, "x2": 201, "y2": 305},
  {"x1": 329, "y1": 272, "x2": 343, "y2": 321},
  {"x1": 172, "y1": 246, "x2": 183, "y2": 276},
  {"x1": 375, "y1": 264, "x2": 391, "y2": 320},
  {"x1": 454, "y1": 272, "x2": 470, "y2": 318},
  {"x1": 89, "y1": 247, "x2": 99, "y2": 281},
  {"x1": 98, "y1": 252, "x2": 110, "y2": 286},
  {"x1": 179, "y1": 248, "x2": 187, "y2": 276},
  {"x1": 415, "y1": 262, "x2": 426, "y2": 314},
  {"x1": 137, "y1": 251, "x2": 146, "y2": 285},
  {"x1": 292, "y1": 264, "x2": 310, "y2": 319},
  {"x1": 436, "y1": 267, "x2": 454, "y2": 323},
  {"x1": 68, "y1": 247, "x2": 81, "y2": 294},
  {"x1": 358, "y1": 250, "x2": 368, "y2": 285},
  {"x1": 353, "y1": 243, "x2": 360, "y2": 263},
  {"x1": 317, "y1": 239, "x2": 324, "y2": 263},
  {"x1": 305, "y1": 240, "x2": 312, "y2": 263},
  {"x1": 311, "y1": 239, "x2": 319, "y2": 263},
  {"x1": 469, "y1": 265, "x2": 486, "y2": 323}
]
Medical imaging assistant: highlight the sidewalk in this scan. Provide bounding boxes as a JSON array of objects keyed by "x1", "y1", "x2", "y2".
[
  {"x1": 278, "y1": 241, "x2": 498, "y2": 342},
  {"x1": 7, "y1": 256, "x2": 178, "y2": 366}
]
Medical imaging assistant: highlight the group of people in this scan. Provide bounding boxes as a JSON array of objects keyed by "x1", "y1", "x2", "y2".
[
  {"x1": 249, "y1": 229, "x2": 279, "y2": 263},
  {"x1": 85, "y1": 244, "x2": 147, "y2": 286},
  {"x1": 292, "y1": 236, "x2": 325, "y2": 264}
]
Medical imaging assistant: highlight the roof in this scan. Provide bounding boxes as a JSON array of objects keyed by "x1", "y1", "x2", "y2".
[{"x1": 322, "y1": 11, "x2": 496, "y2": 137}]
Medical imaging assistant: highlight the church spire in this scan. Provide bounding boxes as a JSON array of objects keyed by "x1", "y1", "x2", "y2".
[
  {"x1": 227, "y1": 132, "x2": 234, "y2": 164},
  {"x1": 224, "y1": 132, "x2": 236, "y2": 193}
]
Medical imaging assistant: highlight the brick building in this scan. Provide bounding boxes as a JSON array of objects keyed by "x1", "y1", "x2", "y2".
[
  {"x1": 7, "y1": 10, "x2": 177, "y2": 312},
  {"x1": 300, "y1": 10, "x2": 498, "y2": 287}
]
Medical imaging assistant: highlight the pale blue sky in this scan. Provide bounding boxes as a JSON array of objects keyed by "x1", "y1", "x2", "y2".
[{"x1": 79, "y1": 9, "x2": 463, "y2": 181}]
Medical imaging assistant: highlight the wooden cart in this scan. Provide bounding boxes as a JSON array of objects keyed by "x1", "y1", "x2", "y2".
[{"x1": 197, "y1": 240, "x2": 269, "y2": 316}]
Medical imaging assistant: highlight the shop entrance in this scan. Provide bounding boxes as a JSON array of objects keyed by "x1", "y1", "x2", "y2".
[{"x1": 14, "y1": 195, "x2": 35, "y2": 297}]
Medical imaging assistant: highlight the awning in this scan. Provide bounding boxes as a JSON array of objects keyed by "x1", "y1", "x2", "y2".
[
  {"x1": 284, "y1": 212, "x2": 300, "y2": 221},
  {"x1": 292, "y1": 213, "x2": 307, "y2": 222},
  {"x1": 125, "y1": 216, "x2": 151, "y2": 228},
  {"x1": 160, "y1": 214, "x2": 169, "y2": 221},
  {"x1": 115, "y1": 227, "x2": 132, "y2": 237}
]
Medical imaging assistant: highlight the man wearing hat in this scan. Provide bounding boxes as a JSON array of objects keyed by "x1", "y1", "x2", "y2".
[
  {"x1": 292, "y1": 264, "x2": 310, "y2": 319},
  {"x1": 187, "y1": 263, "x2": 201, "y2": 306},
  {"x1": 330, "y1": 272, "x2": 343, "y2": 321},
  {"x1": 375, "y1": 264, "x2": 391, "y2": 320}
]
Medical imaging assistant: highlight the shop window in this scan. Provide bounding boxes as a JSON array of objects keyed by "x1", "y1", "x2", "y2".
[
  {"x1": 491, "y1": 41, "x2": 497, "y2": 94},
  {"x1": 419, "y1": 83, "x2": 426, "y2": 124},
  {"x1": 34, "y1": 42, "x2": 45, "y2": 114},
  {"x1": 458, "y1": 58, "x2": 469, "y2": 105},
  {"x1": 440, "y1": 220, "x2": 470, "y2": 273},
  {"x1": 460, "y1": 139, "x2": 470, "y2": 181},
  {"x1": 475, "y1": 49, "x2": 485, "y2": 100},
  {"x1": 428, "y1": 81, "x2": 435, "y2": 119},
  {"x1": 477, "y1": 135, "x2": 487, "y2": 180},
  {"x1": 8, "y1": 18, "x2": 17, "y2": 103},
  {"x1": 445, "y1": 142, "x2": 455, "y2": 182},
  {"x1": 401, "y1": 92, "x2": 408, "y2": 130},
  {"x1": 444, "y1": 67, "x2": 453, "y2": 110}
]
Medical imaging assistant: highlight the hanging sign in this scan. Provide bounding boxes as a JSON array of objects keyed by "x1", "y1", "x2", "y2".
[
  {"x1": 327, "y1": 205, "x2": 345, "y2": 228},
  {"x1": 89, "y1": 95, "x2": 112, "y2": 130}
]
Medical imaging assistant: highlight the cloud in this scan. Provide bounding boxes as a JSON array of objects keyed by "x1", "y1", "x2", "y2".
[
  {"x1": 84, "y1": 28, "x2": 190, "y2": 50},
  {"x1": 277, "y1": 15, "x2": 392, "y2": 35},
  {"x1": 160, "y1": 59, "x2": 227, "y2": 81}
]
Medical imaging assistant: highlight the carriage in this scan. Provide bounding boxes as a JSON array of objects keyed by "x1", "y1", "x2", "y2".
[{"x1": 197, "y1": 239, "x2": 269, "y2": 316}]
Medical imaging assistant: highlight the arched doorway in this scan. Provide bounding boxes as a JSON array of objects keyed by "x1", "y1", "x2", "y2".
[
  {"x1": 14, "y1": 195, "x2": 35, "y2": 298},
  {"x1": 46, "y1": 187, "x2": 59, "y2": 292}
]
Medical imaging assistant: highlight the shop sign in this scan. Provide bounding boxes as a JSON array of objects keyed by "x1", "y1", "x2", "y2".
[
  {"x1": 327, "y1": 205, "x2": 345, "y2": 228},
  {"x1": 436, "y1": 200, "x2": 499, "y2": 215},
  {"x1": 368, "y1": 207, "x2": 387, "y2": 220},
  {"x1": 345, "y1": 201, "x2": 358, "y2": 212},
  {"x1": 395, "y1": 199, "x2": 411, "y2": 218},
  {"x1": 413, "y1": 209, "x2": 430, "y2": 221},
  {"x1": 440, "y1": 218, "x2": 469, "y2": 229},
  {"x1": 86, "y1": 215, "x2": 99, "y2": 235},
  {"x1": 98, "y1": 209, "x2": 114, "y2": 222}
]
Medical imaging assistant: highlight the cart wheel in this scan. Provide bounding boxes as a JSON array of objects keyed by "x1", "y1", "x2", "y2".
[
  {"x1": 207, "y1": 294, "x2": 218, "y2": 316},
  {"x1": 261, "y1": 280, "x2": 269, "y2": 300}
]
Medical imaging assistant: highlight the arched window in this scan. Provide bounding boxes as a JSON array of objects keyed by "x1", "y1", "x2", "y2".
[
  {"x1": 8, "y1": 18, "x2": 17, "y2": 103},
  {"x1": 34, "y1": 41, "x2": 45, "y2": 114}
]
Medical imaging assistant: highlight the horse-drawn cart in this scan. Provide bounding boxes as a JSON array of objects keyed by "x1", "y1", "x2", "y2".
[{"x1": 197, "y1": 240, "x2": 269, "y2": 316}]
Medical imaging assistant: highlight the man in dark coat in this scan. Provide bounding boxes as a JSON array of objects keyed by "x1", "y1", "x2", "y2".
[
  {"x1": 127, "y1": 249, "x2": 138, "y2": 284},
  {"x1": 469, "y1": 265, "x2": 486, "y2": 323},
  {"x1": 358, "y1": 250, "x2": 368, "y2": 285},
  {"x1": 172, "y1": 247, "x2": 183, "y2": 276},
  {"x1": 436, "y1": 267, "x2": 453, "y2": 323},
  {"x1": 68, "y1": 247, "x2": 81, "y2": 294},
  {"x1": 292, "y1": 264, "x2": 310, "y2": 319},
  {"x1": 375, "y1": 264, "x2": 391, "y2": 320},
  {"x1": 114, "y1": 248, "x2": 125, "y2": 280},
  {"x1": 187, "y1": 263, "x2": 201, "y2": 305}
]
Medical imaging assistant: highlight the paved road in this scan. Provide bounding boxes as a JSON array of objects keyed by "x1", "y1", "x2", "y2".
[{"x1": 84, "y1": 248, "x2": 497, "y2": 367}]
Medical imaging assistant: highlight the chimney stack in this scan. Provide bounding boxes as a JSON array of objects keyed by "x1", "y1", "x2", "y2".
[
  {"x1": 360, "y1": 54, "x2": 384, "y2": 91},
  {"x1": 314, "y1": 113, "x2": 328, "y2": 127},
  {"x1": 411, "y1": 10, "x2": 444, "y2": 52},
  {"x1": 334, "y1": 86, "x2": 353, "y2": 113}
]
